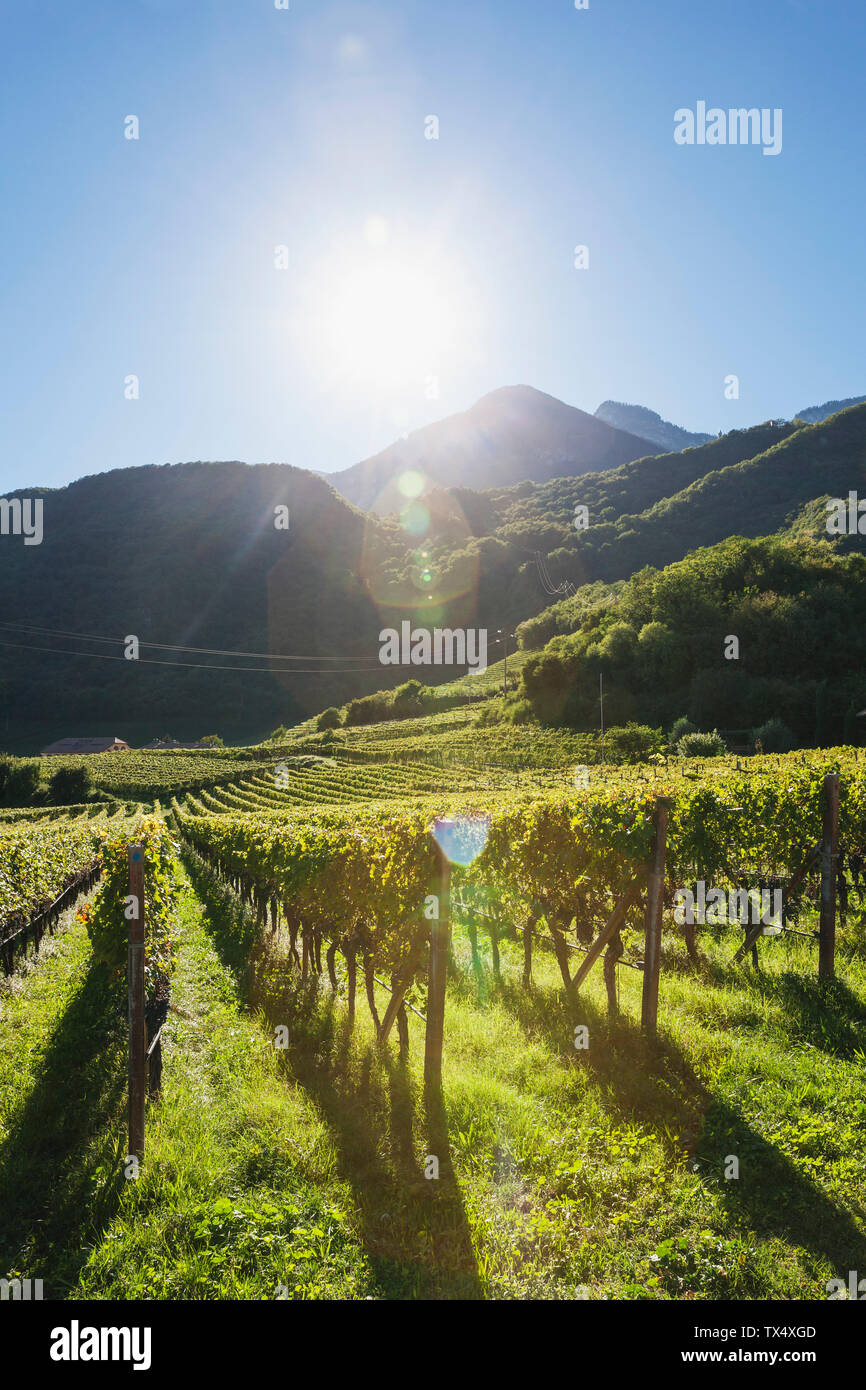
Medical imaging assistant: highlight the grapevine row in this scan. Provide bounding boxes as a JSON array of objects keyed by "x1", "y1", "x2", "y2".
[{"x1": 174, "y1": 762, "x2": 866, "y2": 1037}]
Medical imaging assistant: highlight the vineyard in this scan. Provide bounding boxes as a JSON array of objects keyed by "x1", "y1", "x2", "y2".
[
  {"x1": 7, "y1": 746, "x2": 277, "y2": 802},
  {"x1": 169, "y1": 759, "x2": 866, "y2": 1020},
  {"x1": 1, "y1": 738, "x2": 865, "y2": 1300}
]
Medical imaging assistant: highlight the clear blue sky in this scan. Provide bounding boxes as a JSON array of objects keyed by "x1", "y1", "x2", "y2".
[{"x1": 2, "y1": 0, "x2": 865, "y2": 494}]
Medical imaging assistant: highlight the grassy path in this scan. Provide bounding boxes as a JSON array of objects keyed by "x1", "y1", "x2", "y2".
[
  {"x1": 2, "y1": 853, "x2": 865, "y2": 1300},
  {"x1": 0, "y1": 867, "x2": 372, "y2": 1299},
  {"x1": 0, "y1": 901, "x2": 126, "y2": 1295},
  {"x1": 75, "y1": 865, "x2": 371, "y2": 1298}
]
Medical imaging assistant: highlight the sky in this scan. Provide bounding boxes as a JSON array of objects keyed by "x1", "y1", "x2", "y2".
[{"x1": 2, "y1": 0, "x2": 865, "y2": 495}]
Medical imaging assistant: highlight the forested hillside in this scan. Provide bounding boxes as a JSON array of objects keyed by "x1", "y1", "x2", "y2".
[
  {"x1": 516, "y1": 536, "x2": 866, "y2": 745},
  {"x1": 0, "y1": 463, "x2": 403, "y2": 730},
  {"x1": 2, "y1": 403, "x2": 865, "y2": 751}
]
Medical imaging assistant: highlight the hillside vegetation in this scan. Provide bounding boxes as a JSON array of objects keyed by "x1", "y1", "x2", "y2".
[
  {"x1": 515, "y1": 536, "x2": 866, "y2": 745},
  {"x1": 2, "y1": 401, "x2": 865, "y2": 753}
]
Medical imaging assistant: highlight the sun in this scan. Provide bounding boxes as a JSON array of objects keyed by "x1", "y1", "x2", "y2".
[
  {"x1": 296, "y1": 223, "x2": 474, "y2": 404},
  {"x1": 321, "y1": 258, "x2": 455, "y2": 391}
]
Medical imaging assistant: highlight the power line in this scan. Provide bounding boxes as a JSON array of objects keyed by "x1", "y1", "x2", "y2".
[
  {"x1": 0, "y1": 620, "x2": 382, "y2": 665},
  {"x1": 0, "y1": 637, "x2": 386, "y2": 674},
  {"x1": 534, "y1": 551, "x2": 576, "y2": 598},
  {"x1": 0, "y1": 620, "x2": 528, "y2": 678}
]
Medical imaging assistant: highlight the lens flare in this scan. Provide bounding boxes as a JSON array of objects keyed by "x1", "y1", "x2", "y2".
[
  {"x1": 359, "y1": 475, "x2": 481, "y2": 628},
  {"x1": 431, "y1": 815, "x2": 490, "y2": 866},
  {"x1": 397, "y1": 470, "x2": 426, "y2": 499}
]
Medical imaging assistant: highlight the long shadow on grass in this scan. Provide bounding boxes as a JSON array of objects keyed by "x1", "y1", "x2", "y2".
[
  {"x1": 184, "y1": 851, "x2": 482, "y2": 1301},
  {"x1": 658, "y1": 937, "x2": 866, "y2": 1061},
  {"x1": 0, "y1": 963, "x2": 127, "y2": 1294},
  {"x1": 748, "y1": 971, "x2": 866, "y2": 1060},
  {"x1": 477, "y1": 962, "x2": 866, "y2": 1284}
]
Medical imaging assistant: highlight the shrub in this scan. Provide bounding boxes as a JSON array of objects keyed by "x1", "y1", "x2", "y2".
[
  {"x1": 505, "y1": 698, "x2": 536, "y2": 726},
  {"x1": 604, "y1": 722, "x2": 664, "y2": 764},
  {"x1": 344, "y1": 692, "x2": 392, "y2": 726},
  {"x1": 678, "y1": 729, "x2": 727, "y2": 758},
  {"x1": 316, "y1": 707, "x2": 343, "y2": 730},
  {"x1": 48, "y1": 765, "x2": 92, "y2": 805},
  {"x1": 751, "y1": 718, "x2": 794, "y2": 753},
  {"x1": 392, "y1": 680, "x2": 426, "y2": 718},
  {"x1": 476, "y1": 700, "x2": 505, "y2": 726},
  {"x1": 668, "y1": 716, "x2": 696, "y2": 746}
]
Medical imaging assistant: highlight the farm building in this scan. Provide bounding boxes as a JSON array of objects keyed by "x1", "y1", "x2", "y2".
[{"x1": 41, "y1": 736, "x2": 132, "y2": 756}]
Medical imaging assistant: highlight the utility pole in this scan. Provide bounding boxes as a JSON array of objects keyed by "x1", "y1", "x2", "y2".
[{"x1": 497, "y1": 629, "x2": 512, "y2": 698}]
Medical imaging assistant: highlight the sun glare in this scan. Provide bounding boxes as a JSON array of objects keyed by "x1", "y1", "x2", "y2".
[
  {"x1": 320, "y1": 257, "x2": 456, "y2": 391},
  {"x1": 297, "y1": 225, "x2": 475, "y2": 405}
]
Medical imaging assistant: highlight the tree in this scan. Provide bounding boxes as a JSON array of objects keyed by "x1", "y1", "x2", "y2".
[
  {"x1": 598, "y1": 622, "x2": 638, "y2": 667},
  {"x1": 668, "y1": 716, "x2": 696, "y2": 746},
  {"x1": 604, "y1": 723, "x2": 664, "y2": 764},
  {"x1": 392, "y1": 680, "x2": 425, "y2": 718},
  {"x1": 752, "y1": 718, "x2": 794, "y2": 753},
  {"x1": 635, "y1": 622, "x2": 683, "y2": 687},
  {"x1": 0, "y1": 758, "x2": 41, "y2": 807},
  {"x1": 48, "y1": 765, "x2": 92, "y2": 805},
  {"x1": 316, "y1": 707, "x2": 343, "y2": 730}
]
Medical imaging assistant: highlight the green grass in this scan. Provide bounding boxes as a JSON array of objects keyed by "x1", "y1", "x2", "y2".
[
  {"x1": 0, "y1": 870, "x2": 371, "y2": 1299},
  {"x1": 2, "y1": 853, "x2": 865, "y2": 1300},
  {"x1": 0, "y1": 905, "x2": 127, "y2": 1294}
]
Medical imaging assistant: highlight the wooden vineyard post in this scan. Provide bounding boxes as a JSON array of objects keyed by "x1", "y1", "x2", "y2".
[
  {"x1": 128, "y1": 845, "x2": 146, "y2": 1162},
  {"x1": 819, "y1": 773, "x2": 839, "y2": 980},
  {"x1": 424, "y1": 844, "x2": 451, "y2": 1093},
  {"x1": 641, "y1": 797, "x2": 671, "y2": 1035},
  {"x1": 603, "y1": 939, "x2": 621, "y2": 1017}
]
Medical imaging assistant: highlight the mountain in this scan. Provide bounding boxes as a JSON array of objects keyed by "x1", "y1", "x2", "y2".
[
  {"x1": 467, "y1": 419, "x2": 799, "y2": 538},
  {"x1": 594, "y1": 400, "x2": 713, "y2": 452},
  {"x1": 579, "y1": 400, "x2": 866, "y2": 582},
  {"x1": 793, "y1": 395, "x2": 866, "y2": 424},
  {"x1": 0, "y1": 462, "x2": 410, "y2": 746},
  {"x1": 516, "y1": 401, "x2": 866, "y2": 647},
  {"x1": 419, "y1": 420, "x2": 803, "y2": 649},
  {"x1": 325, "y1": 385, "x2": 657, "y2": 513},
  {"x1": 4, "y1": 397, "x2": 866, "y2": 753},
  {"x1": 590, "y1": 394, "x2": 866, "y2": 444}
]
